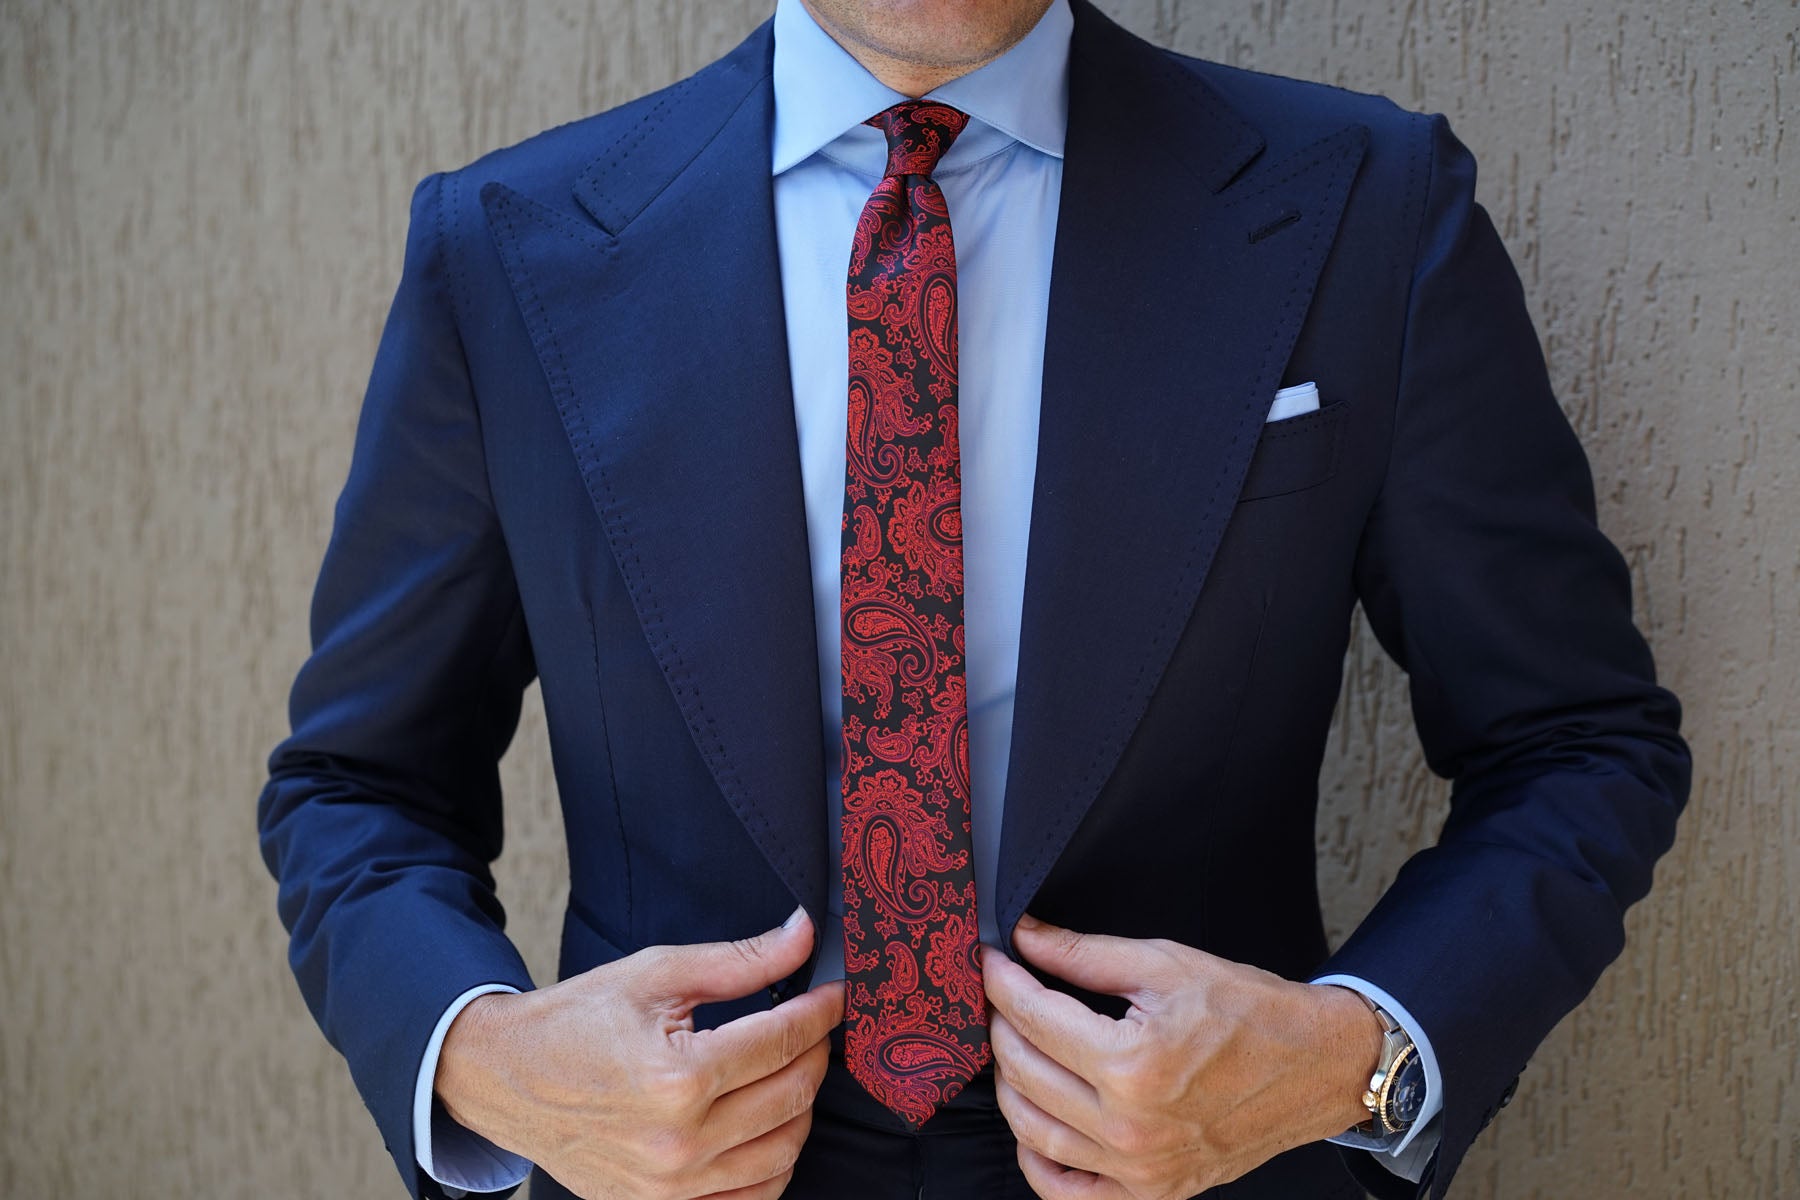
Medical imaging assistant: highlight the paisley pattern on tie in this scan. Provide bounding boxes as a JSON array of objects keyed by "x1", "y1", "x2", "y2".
[{"x1": 840, "y1": 101, "x2": 991, "y2": 1130}]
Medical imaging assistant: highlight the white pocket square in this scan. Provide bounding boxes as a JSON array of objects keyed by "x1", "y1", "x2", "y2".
[{"x1": 1266, "y1": 381, "x2": 1320, "y2": 422}]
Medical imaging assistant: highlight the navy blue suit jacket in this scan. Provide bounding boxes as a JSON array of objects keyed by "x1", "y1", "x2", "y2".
[{"x1": 259, "y1": 4, "x2": 1689, "y2": 1197}]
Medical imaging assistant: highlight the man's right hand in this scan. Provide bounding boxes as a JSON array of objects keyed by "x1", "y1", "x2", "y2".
[{"x1": 435, "y1": 908, "x2": 844, "y2": 1200}]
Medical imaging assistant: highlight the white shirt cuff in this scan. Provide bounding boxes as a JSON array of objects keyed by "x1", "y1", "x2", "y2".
[
  {"x1": 414, "y1": 983, "x2": 534, "y2": 1196},
  {"x1": 1310, "y1": 973, "x2": 1445, "y2": 1183}
]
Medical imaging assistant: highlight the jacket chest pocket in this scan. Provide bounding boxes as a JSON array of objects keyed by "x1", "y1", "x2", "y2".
[{"x1": 1237, "y1": 400, "x2": 1348, "y2": 502}]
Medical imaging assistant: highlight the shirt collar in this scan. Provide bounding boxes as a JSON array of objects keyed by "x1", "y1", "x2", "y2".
[{"x1": 771, "y1": 0, "x2": 1071, "y2": 176}]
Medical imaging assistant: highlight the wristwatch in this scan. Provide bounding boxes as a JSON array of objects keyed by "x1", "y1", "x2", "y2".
[{"x1": 1357, "y1": 1000, "x2": 1427, "y2": 1137}]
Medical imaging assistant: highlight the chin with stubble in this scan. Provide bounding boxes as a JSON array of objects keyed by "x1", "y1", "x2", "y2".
[{"x1": 799, "y1": 0, "x2": 1056, "y2": 94}]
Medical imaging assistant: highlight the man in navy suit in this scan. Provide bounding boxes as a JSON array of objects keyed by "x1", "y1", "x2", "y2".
[{"x1": 258, "y1": 1, "x2": 1689, "y2": 1198}]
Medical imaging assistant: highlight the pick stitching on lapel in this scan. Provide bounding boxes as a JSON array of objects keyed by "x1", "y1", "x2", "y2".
[
  {"x1": 994, "y1": 3, "x2": 1371, "y2": 946},
  {"x1": 479, "y1": 23, "x2": 834, "y2": 941}
]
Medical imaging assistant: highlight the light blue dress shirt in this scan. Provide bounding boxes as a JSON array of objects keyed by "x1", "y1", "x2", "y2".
[{"x1": 415, "y1": 0, "x2": 1440, "y2": 1191}]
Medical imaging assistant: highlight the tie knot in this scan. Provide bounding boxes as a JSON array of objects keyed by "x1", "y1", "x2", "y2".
[{"x1": 865, "y1": 101, "x2": 970, "y2": 179}]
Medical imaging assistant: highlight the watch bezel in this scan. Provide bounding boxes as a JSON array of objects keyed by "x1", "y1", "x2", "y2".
[{"x1": 1373, "y1": 1042, "x2": 1423, "y2": 1134}]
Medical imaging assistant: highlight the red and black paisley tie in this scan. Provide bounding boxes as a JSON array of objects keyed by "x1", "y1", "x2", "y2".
[{"x1": 839, "y1": 101, "x2": 990, "y2": 1130}]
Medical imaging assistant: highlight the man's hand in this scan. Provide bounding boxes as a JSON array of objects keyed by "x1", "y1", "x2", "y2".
[
  {"x1": 435, "y1": 908, "x2": 844, "y2": 1200},
  {"x1": 982, "y1": 914, "x2": 1381, "y2": 1200}
]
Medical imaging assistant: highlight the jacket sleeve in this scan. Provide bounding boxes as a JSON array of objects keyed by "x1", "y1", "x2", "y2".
[
  {"x1": 1316, "y1": 114, "x2": 1691, "y2": 1198},
  {"x1": 257, "y1": 170, "x2": 537, "y2": 1200}
]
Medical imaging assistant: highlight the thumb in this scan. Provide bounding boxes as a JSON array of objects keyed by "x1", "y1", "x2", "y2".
[
  {"x1": 637, "y1": 906, "x2": 817, "y2": 1012},
  {"x1": 1010, "y1": 913, "x2": 1178, "y2": 1006}
]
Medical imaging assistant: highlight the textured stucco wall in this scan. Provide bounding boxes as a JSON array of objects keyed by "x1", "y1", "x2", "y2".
[{"x1": 1, "y1": 0, "x2": 1794, "y2": 1195}]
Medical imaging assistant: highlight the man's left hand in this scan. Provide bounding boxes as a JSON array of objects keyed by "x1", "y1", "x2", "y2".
[{"x1": 982, "y1": 914, "x2": 1382, "y2": 1199}]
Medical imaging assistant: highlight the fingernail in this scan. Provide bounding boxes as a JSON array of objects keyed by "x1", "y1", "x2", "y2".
[
  {"x1": 1015, "y1": 913, "x2": 1043, "y2": 931},
  {"x1": 782, "y1": 905, "x2": 808, "y2": 930}
]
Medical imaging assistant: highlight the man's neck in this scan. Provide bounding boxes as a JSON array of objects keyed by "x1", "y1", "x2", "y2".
[{"x1": 797, "y1": 0, "x2": 1049, "y2": 98}]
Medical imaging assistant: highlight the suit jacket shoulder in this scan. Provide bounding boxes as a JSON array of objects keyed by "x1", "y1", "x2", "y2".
[
  {"x1": 1161, "y1": 51, "x2": 1440, "y2": 277},
  {"x1": 437, "y1": 21, "x2": 774, "y2": 239}
]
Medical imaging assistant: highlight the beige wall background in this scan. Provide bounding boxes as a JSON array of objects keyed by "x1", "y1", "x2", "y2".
[{"x1": 2, "y1": 0, "x2": 1794, "y2": 1195}]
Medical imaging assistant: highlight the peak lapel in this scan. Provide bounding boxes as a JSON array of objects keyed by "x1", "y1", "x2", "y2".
[
  {"x1": 481, "y1": 25, "x2": 831, "y2": 926},
  {"x1": 995, "y1": 5, "x2": 1370, "y2": 941}
]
